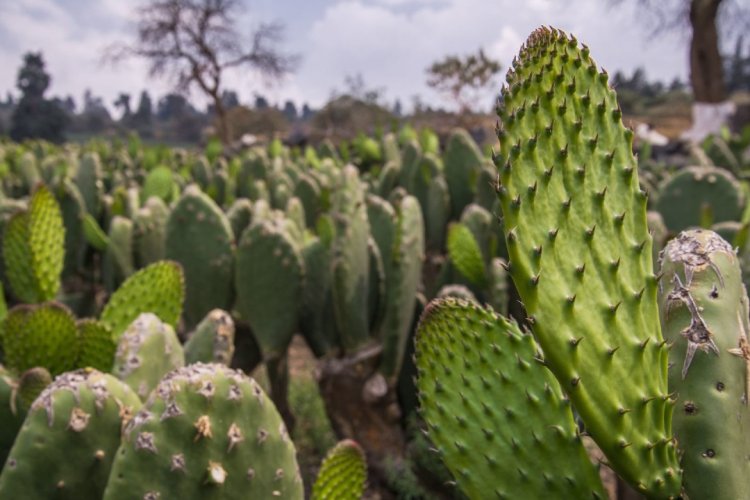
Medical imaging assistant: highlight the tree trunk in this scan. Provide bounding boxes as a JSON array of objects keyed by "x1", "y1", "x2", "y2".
[
  {"x1": 212, "y1": 94, "x2": 230, "y2": 145},
  {"x1": 317, "y1": 344, "x2": 407, "y2": 488},
  {"x1": 689, "y1": 0, "x2": 726, "y2": 103}
]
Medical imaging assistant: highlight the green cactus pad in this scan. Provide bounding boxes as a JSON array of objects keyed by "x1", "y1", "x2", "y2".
[
  {"x1": 1, "y1": 302, "x2": 78, "y2": 376},
  {"x1": 184, "y1": 309, "x2": 235, "y2": 366},
  {"x1": 380, "y1": 195, "x2": 424, "y2": 377},
  {"x1": 495, "y1": 27, "x2": 680, "y2": 496},
  {"x1": 235, "y1": 221, "x2": 303, "y2": 357},
  {"x1": 331, "y1": 166, "x2": 371, "y2": 350},
  {"x1": 166, "y1": 185, "x2": 234, "y2": 329},
  {"x1": 14, "y1": 367, "x2": 52, "y2": 414},
  {"x1": 416, "y1": 298, "x2": 605, "y2": 499},
  {"x1": 0, "y1": 369, "x2": 142, "y2": 499},
  {"x1": 82, "y1": 213, "x2": 109, "y2": 251},
  {"x1": 659, "y1": 229, "x2": 750, "y2": 499},
  {"x1": 134, "y1": 197, "x2": 169, "y2": 267},
  {"x1": 226, "y1": 198, "x2": 253, "y2": 242},
  {"x1": 75, "y1": 152, "x2": 103, "y2": 218},
  {"x1": 298, "y1": 235, "x2": 336, "y2": 357},
  {"x1": 103, "y1": 363, "x2": 303, "y2": 500},
  {"x1": 444, "y1": 129, "x2": 484, "y2": 219},
  {"x1": 447, "y1": 223, "x2": 486, "y2": 287},
  {"x1": 656, "y1": 166, "x2": 744, "y2": 233},
  {"x1": 311, "y1": 440, "x2": 367, "y2": 500},
  {"x1": 100, "y1": 260, "x2": 185, "y2": 340},
  {"x1": 112, "y1": 313, "x2": 185, "y2": 400},
  {"x1": 0, "y1": 365, "x2": 23, "y2": 465},
  {"x1": 103, "y1": 215, "x2": 135, "y2": 291},
  {"x1": 3, "y1": 185, "x2": 65, "y2": 303},
  {"x1": 2, "y1": 212, "x2": 36, "y2": 303},
  {"x1": 435, "y1": 284, "x2": 478, "y2": 302},
  {"x1": 142, "y1": 166, "x2": 175, "y2": 203},
  {"x1": 76, "y1": 319, "x2": 116, "y2": 372}
]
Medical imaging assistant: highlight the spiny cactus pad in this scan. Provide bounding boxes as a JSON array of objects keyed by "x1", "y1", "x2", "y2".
[
  {"x1": 1, "y1": 302, "x2": 78, "y2": 376},
  {"x1": 447, "y1": 223, "x2": 486, "y2": 287},
  {"x1": 76, "y1": 319, "x2": 117, "y2": 372},
  {"x1": 14, "y1": 367, "x2": 52, "y2": 414},
  {"x1": 166, "y1": 185, "x2": 234, "y2": 329},
  {"x1": 103, "y1": 363, "x2": 303, "y2": 500},
  {"x1": 311, "y1": 440, "x2": 367, "y2": 500},
  {"x1": 659, "y1": 229, "x2": 750, "y2": 499},
  {"x1": 100, "y1": 260, "x2": 185, "y2": 340},
  {"x1": 0, "y1": 369, "x2": 142, "y2": 499},
  {"x1": 112, "y1": 313, "x2": 185, "y2": 400},
  {"x1": 3, "y1": 185, "x2": 65, "y2": 303},
  {"x1": 184, "y1": 309, "x2": 235, "y2": 366},
  {"x1": 495, "y1": 27, "x2": 680, "y2": 496},
  {"x1": 416, "y1": 298, "x2": 605, "y2": 499},
  {"x1": 235, "y1": 220, "x2": 303, "y2": 357}
]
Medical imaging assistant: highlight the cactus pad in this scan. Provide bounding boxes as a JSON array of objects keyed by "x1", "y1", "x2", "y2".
[
  {"x1": 184, "y1": 309, "x2": 235, "y2": 366},
  {"x1": 416, "y1": 298, "x2": 605, "y2": 498},
  {"x1": 103, "y1": 363, "x2": 303, "y2": 500},
  {"x1": 311, "y1": 440, "x2": 367, "y2": 500}
]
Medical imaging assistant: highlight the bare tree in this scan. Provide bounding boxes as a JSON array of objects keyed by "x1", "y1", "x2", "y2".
[
  {"x1": 106, "y1": 0, "x2": 298, "y2": 144},
  {"x1": 426, "y1": 49, "x2": 501, "y2": 113}
]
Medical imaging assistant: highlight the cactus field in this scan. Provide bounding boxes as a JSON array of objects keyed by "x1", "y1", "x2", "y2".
[{"x1": 2, "y1": 25, "x2": 750, "y2": 499}]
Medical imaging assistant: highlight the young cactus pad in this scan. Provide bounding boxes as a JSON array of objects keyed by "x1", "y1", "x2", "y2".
[
  {"x1": 658, "y1": 229, "x2": 750, "y2": 499},
  {"x1": 103, "y1": 363, "x2": 303, "y2": 500},
  {"x1": 415, "y1": 298, "x2": 605, "y2": 499},
  {"x1": 311, "y1": 440, "x2": 367, "y2": 500},
  {"x1": 100, "y1": 260, "x2": 185, "y2": 340},
  {"x1": 0, "y1": 369, "x2": 142, "y2": 499},
  {"x1": 184, "y1": 309, "x2": 235, "y2": 366},
  {"x1": 495, "y1": 27, "x2": 680, "y2": 496}
]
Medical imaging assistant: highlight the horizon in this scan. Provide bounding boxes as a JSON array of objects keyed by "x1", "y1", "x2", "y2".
[{"x1": 0, "y1": 0, "x2": 720, "y2": 115}]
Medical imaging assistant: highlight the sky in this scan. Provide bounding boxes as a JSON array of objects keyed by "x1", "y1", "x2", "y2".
[{"x1": 0, "y1": 0, "x2": 696, "y2": 114}]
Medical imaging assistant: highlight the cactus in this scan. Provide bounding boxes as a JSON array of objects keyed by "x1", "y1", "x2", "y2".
[
  {"x1": 3, "y1": 184, "x2": 65, "y2": 303},
  {"x1": 234, "y1": 220, "x2": 303, "y2": 358},
  {"x1": 379, "y1": 195, "x2": 424, "y2": 377},
  {"x1": 184, "y1": 309, "x2": 235, "y2": 366},
  {"x1": 0, "y1": 369, "x2": 142, "y2": 499},
  {"x1": 103, "y1": 363, "x2": 303, "y2": 499},
  {"x1": 103, "y1": 215, "x2": 135, "y2": 291},
  {"x1": 298, "y1": 234, "x2": 336, "y2": 357},
  {"x1": 330, "y1": 166, "x2": 371, "y2": 350},
  {"x1": 77, "y1": 319, "x2": 117, "y2": 372},
  {"x1": 416, "y1": 298, "x2": 606, "y2": 498},
  {"x1": 14, "y1": 367, "x2": 52, "y2": 414},
  {"x1": 82, "y1": 213, "x2": 109, "y2": 251},
  {"x1": 166, "y1": 185, "x2": 234, "y2": 329},
  {"x1": 311, "y1": 440, "x2": 367, "y2": 500},
  {"x1": 447, "y1": 223, "x2": 487, "y2": 287},
  {"x1": 444, "y1": 129, "x2": 484, "y2": 219},
  {"x1": 112, "y1": 313, "x2": 185, "y2": 400},
  {"x1": 56, "y1": 180, "x2": 86, "y2": 278},
  {"x1": 1, "y1": 302, "x2": 78, "y2": 376},
  {"x1": 133, "y1": 197, "x2": 169, "y2": 267},
  {"x1": 142, "y1": 166, "x2": 175, "y2": 204},
  {"x1": 100, "y1": 260, "x2": 185, "y2": 340},
  {"x1": 0, "y1": 366, "x2": 23, "y2": 464},
  {"x1": 658, "y1": 229, "x2": 750, "y2": 499},
  {"x1": 293, "y1": 174, "x2": 321, "y2": 228},
  {"x1": 655, "y1": 166, "x2": 744, "y2": 233},
  {"x1": 495, "y1": 27, "x2": 680, "y2": 496},
  {"x1": 425, "y1": 175, "x2": 450, "y2": 251},
  {"x1": 226, "y1": 198, "x2": 253, "y2": 242},
  {"x1": 75, "y1": 152, "x2": 103, "y2": 218}
]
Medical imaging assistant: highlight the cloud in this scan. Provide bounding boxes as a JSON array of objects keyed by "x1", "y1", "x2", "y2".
[{"x1": 0, "y1": 0, "x2": 689, "y2": 115}]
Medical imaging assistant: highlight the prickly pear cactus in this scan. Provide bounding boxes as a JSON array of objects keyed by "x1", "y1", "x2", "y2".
[
  {"x1": 416, "y1": 298, "x2": 605, "y2": 498},
  {"x1": 444, "y1": 129, "x2": 484, "y2": 219},
  {"x1": 2, "y1": 185, "x2": 64, "y2": 303},
  {"x1": 311, "y1": 440, "x2": 367, "y2": 500},
  {"x1": 14, "y1": 367, "x2": 52, "y2": 414},
  {"x1": 656, "y1": 166, "x2": 744, "y2": 233},
  {"x1": 184, "y1": 309, "x2": 235, "y2": 366},
  {"x1": 133, "y1": 197, "x2": 169, "y2": 267},
  {"x1": 235, "y1": 220, "x2": 303, "y2": 357},
  {"x1": 112, "y1": 313, "x2": 185, "y2": 400},
  {"x1": 100, "y1": 260, "x2": 184, "y2": 340},
  {"x1": 76, "y1": 319, "x2": 117, "y2": 372},
  {"x1": 103, "y1": 363, "x2": 303, "y2": 500},
  {"x1": 1, "y1": 302, "x2": 78, "y2": 376},
  {"x1": 659, "y1": 229, "x2": 750, "y2": 499},
  {"x1": 495, "y1": 27, "x2": 680, "y2": 496},
  {"x1": 166, "y1": 185, "x2": 234, "y2": 329},
  {"x1": 447, "y1": 223, "x2": 486, "y2": 287},
  {"x1": 0, "y1": 365, "x2": 23, "y2": 464},
  {"x1": 0, "y1": 370, "x2": 142, "y2": 499}
]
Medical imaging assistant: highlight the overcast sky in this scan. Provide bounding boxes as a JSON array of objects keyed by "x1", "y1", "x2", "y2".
[{"x1": 0, "y1": 0, "x2": 696, "y2": 113}]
